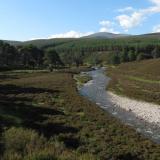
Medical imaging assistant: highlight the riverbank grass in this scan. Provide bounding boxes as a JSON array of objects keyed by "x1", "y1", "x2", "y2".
[
  {"x1": 126, "y1": 75, "x2": 160, "y2": 84},
  {"x1": 107, "y1": 59, "x2": 160, "y2": 105},
  {"x1": 74, "y1": 74, "x2": 92, "y2": 86}
]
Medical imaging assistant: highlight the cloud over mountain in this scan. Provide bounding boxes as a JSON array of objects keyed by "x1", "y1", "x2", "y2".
[
  {"x1": 48, "y1": 31, "x2": 94, "y2": 38},
  {"x1": 116, "y1": 0, "x2": 160, "y2": 31}
]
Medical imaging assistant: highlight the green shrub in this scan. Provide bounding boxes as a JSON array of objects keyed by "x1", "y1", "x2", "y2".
[
  {"x1": 2, "y1": 127, "x2": 58, "y2": 160},
  {"x1": 3, "y1": 127, "x2": 46, "y2": 155}
]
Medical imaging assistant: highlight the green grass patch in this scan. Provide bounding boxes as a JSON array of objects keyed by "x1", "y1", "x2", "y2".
[
  {"x1": 127, "y1": 76, "x2": 160, "y2": 84},
  {"x1": 107, "y1": 59, "x2": 160, "y2": 105}
]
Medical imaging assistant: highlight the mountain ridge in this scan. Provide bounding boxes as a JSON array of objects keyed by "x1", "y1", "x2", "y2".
[
  {"x1": 1, "y1": 32, "x2": 160, "y2": 47},
  {"x1": 82, "y1": 32, "x2": 130, "y2": 39}
]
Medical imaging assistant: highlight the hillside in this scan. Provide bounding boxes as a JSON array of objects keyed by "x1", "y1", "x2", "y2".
[
  {"x1": 54, "y1": 36, "x2": 160, "y2": 55},
  {"x1": 2, "y1": 38, "x2": 76, "y2": 48},
  {"x1": 136, "y1": 32, "x2": 160, "y2": 39},
  {"x1": 3, "y1": 40, "x2": 22, "y2": 46},
  {"x1": 107, "y1": 58, "x2": 160, "y2": 104},
  {"x1": 21, "y1": 38, "x2": 76, "y2": 48},
  {"x1": 2, "y1": 32, "x2": 160, "y2": 49},
  {"x1": 83, "y1": 32, "x2": 130, "y2": 39}
]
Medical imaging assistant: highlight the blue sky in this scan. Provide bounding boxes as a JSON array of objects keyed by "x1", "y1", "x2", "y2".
[{"x1": 0, "y1": 0, "x2": 160, "y2": 40}]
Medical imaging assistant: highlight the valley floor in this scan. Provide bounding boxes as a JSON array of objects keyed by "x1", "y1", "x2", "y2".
[{"x1": 0, "y1": 68, "x2": 160, "y2": 159}]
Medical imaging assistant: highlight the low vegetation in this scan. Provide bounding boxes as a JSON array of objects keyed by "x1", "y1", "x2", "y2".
[
  {"x1": 74, "y1": 74, "x2": 92, "y2": 86},
  {"x1": 107, "y1": 58, "x2": 160, "y2": 105},
  {"x1": 0, "y1": 69, "x2": 160, "y2": 159}
]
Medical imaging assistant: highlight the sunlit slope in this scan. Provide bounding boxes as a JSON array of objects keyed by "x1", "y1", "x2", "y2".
[{"x1": 107, "y1": 58, "x2": 160, "y2": 104}]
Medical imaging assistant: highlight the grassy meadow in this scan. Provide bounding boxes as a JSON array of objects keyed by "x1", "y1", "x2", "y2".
[
  {"x1": 107, "y1": 58, "x2": 160, "y2": 105},
  {"x1": 0, "y1": 69, "x2": 160, "y2": 160}
]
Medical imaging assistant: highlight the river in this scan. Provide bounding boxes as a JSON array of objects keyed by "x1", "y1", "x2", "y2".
[{"x1": 78, "y1": 68, "x2": 160, "y2": 144}]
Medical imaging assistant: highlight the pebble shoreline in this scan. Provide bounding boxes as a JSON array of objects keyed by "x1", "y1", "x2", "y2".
[{"x1": 107, "y1": 91, "x2": 160, "y2": 125}]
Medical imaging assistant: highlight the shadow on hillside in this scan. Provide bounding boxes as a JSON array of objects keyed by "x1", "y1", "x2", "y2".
[
  {"x1": 0, "y1": 84, "x2": 79, "y2": 139},
  {"x1": 0, "y1": 74, "x2": 20, "y2": 82},
  {"x1": 115, "y1": 153, "x2": 141, "y2": 160},
  {"x1": 0, "y1": 84, "x2": 57, "y2": 95}
]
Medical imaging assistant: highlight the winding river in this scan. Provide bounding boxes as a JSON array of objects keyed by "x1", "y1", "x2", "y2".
[{"x1": 78, "y1": 68, "x2": 160, "y2": 144}]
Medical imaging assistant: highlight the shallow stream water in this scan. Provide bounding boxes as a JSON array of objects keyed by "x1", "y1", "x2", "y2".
[{"x1": 78, "y1": 68, "x2": 160, "y2": 144}]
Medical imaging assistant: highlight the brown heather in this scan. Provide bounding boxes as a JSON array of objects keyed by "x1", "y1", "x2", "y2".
[{"x1": 0, "y1": 68, "x2": 160, "y2": 159}]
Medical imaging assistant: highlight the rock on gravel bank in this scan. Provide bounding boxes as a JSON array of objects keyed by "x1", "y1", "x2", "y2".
[{"x1": 107, "y1": 91, "x2": 160, "y2": 125}]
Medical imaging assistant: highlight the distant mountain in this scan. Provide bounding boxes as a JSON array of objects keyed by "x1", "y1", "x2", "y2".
[
  {"x1": 3, "y1": 40, "x2": 22, "y2": 46},
  {"x1": 83, "y1": 32, "x2": 160, "y2": 39},
  {"x1": 135, "y1": 32, "x2": 160, "y2": 39},
  {"x1": 19, "y1": 38, "x2": 76, "y2": 48},
  {"x1": 1, "y1": 38, "x2": 76, "y2": 48},
  {"x1": 83, "y1": 32, "x2": 130, "y2": 39},
  {"x1": 2, "y1": 32, "x2": 160, "y2": 48}
]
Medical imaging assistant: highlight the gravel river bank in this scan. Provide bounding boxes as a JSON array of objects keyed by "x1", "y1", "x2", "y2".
[{"x1": 78, "y1": 68, "x2": 160, "y2": 144}]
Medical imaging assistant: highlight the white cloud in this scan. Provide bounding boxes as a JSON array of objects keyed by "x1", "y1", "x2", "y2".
[
  {"x1": 99, "y1": 20, "x2": 119, "y2": 33},
  {"x1": 48, "y1": 30, "x2": 94, "y2": 38},
  {"x1": 30, "y1": 31, "x2": 94, "y2": 40},
  {"x1": 99, "y1": 27, "x2": 119, "y2": 34},
  {"x1": 153, "y1": 24, "x2": 160, "y2": 32},
  {"x1": 99, "y1": 27, "x2": 109, "y2": 32},
  {"x1": 118, "y1": 6, "x2": 135, "y2": 13},
  {"x1": 116, "y1": 12, "x2": 145, "y2": 31},
  {"x1": 29, "y1": 37, "x2": 46, "y2": 40},
  {"x1": 99, "y1": 20, "x2": 114, "y2": 26},
  {"x1": 116, "y1": 0, "x2": 160, "y2": 31},
  {"x1": 150, "y1": 0, "x2": 160, "y2": 5}
]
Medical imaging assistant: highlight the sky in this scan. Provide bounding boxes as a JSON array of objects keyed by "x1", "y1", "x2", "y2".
[{"x1": 0, "y1": 0, "x2": 160, "y2": 41}]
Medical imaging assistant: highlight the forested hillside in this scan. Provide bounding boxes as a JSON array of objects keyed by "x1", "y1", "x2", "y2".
[{"x1": 1, "y1": 34, "x2": 160, "y2": 70}]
